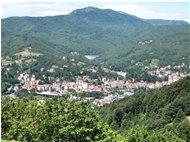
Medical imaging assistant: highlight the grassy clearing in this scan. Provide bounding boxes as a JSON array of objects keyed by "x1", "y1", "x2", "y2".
[
  {"x1": 25, "y1": 59, "x2": 37, "y2": 63},
  {"x1": 15, "y1": 48, "x2": 43, "y2": 57},
  {"x1": 150, "y1": 58, "x2": 159, "y2": 69},
  {"x1": 187, "y1": 116, "x2": 190, "y2": 123}
]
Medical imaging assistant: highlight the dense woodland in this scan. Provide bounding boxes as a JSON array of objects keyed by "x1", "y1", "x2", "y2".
[{"x1": 100, "y1": 77, "x2": 190, "y2": 141}]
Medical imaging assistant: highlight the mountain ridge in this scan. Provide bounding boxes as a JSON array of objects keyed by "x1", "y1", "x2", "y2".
[
  {"x1": 2, "y1": 6, "x2": 190, "y2": 72},
  {"x1": 144, "y1": 19, "x2": 189, "y2": 25},
  {"x1": 2, "y1": 6, "x2": 188, "y2": 26}
]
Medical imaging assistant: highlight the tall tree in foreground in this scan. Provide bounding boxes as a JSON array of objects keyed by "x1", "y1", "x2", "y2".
[{"x1": 1, "y1": 96, "x2": 125, "y2": 142}]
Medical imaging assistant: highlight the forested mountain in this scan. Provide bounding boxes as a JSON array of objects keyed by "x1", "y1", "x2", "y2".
[
  {"x1": 2, "y1": 7, "x2": 190, "y2": 72},
  {"x1": 2, "y1": 7, "x2": 149, "y2": 33},
  {"x1": 99, "y1": 77, "x2": 190, "y2": 141}
]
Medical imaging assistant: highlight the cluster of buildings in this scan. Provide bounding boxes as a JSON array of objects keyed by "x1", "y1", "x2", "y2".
[
  {"x1": 18, "y1": 74, "x2": 104, "y2": 93},
  {"x1": 18, "y1": 66, "x2": 190, "y2": 95},
  {"x1": 92, "y1": 92, "x2": 134, "y2": 107},
  {"x1": 148, "y1": 64, "x2": 190, "y2": 83},
  {"x1": 138, "y1": 39, "x2": 153, "y2": 45},
  {"x1": 14, "y1": 63, "x2": 190, "y2": 105}
]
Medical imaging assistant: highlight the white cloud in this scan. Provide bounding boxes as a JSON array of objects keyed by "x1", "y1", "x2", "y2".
[
  {"x1": 101, "y1": 4, "x2": 142, "y2": 12},
  {"x1": 2, "y1": 2, "x2": 73, "y2": 17},
  {"x1": 1, "y1": 2, "x2": 189, "y2": 22},
  {"x1": 100, "y1": 4, "x2": 189, "y2": 22}
]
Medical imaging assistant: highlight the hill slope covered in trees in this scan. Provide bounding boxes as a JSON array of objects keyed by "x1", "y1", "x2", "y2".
[
  {"x1": 2, "y1": 7, "x2": 190, "y2": 71},
  {"x1": 100, "y1": 77, "x2": 190, "y2": 141}
]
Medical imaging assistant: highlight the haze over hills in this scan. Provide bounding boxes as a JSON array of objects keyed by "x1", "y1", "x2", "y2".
[
  {"x1": 144, "y1": 19, "x2": 189, "y2": 26},
  {"x1": 2, "y1": 7, "x2": 190, "y2": 71}
]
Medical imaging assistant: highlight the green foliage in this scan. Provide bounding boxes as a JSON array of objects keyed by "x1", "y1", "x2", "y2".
[
  {"x1": 100, "y1": 77, "x2": 190, "y2": 141},
  {"x1": 126, "y1": 126, "x2": 185, "y2": 142},
  {"x1": 175, "y1": 119, "x2": 190, "y2": 141},
  {"x1": 174, "y1": 109, "x2": 186, "y2": 123},
  {"x1": 2, "y1": 7, "x2": 190, "y2": 78},
  {"x1": 1, "y1": 96, "x2": 124, "y2": 142},
  {"x1": 82, "y1": 92, "x2": 104, "y2": 99},
  {"x1": 2, "y1": 77, "x2": 189, "y2": 142},
  {"x1": 15, "y1": 89, "x2": 31, "y2": 98}
]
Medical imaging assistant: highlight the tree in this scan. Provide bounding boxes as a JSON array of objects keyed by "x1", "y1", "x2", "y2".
[
  {"x1": 1, "y1": 96, "x2": 124, "y2": 142},
  {"x1": 174, "y1": 109, "x2": 186, "y2": 123},
  {"x1": 15, "y1": 89, "x2": 31, "y2": 98},
  {"x1": 176, "y1": 119, "x2": 190, "y2": 141},
  {"x1": 114, "y1": 108, "x2": 123, "y2": 128},
  {"x1": 126, "y1": 126, "x2": 185, "y2": 142}
]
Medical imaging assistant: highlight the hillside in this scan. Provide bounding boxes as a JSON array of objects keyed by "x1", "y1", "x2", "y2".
[
  {"x1": 99, "y1": 77, "x2": 190, "y2": 141},
  {"x1": 103, "y1": 31, "x2": 190, "y2": 71},
  {"x1": 2, "y1": 7, "x2": 190, "y2": 72}
]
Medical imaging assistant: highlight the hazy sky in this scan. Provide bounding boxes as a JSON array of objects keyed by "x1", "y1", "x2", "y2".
[{"x1": 1, "y1": 1, "x2": 190, "y2": 22}]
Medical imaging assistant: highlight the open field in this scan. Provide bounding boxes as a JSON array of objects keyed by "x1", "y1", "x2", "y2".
[
  {"x1": 187, "y1": 116, "x2": 190, "y2": 123},
  {"x1": 15, "y1": 48, "x2": 43, "y2": 57}
]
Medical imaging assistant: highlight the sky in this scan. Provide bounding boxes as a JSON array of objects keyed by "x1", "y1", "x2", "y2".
[{"x1": 1, "y1": 1, "x2": 190, "y2": 22}]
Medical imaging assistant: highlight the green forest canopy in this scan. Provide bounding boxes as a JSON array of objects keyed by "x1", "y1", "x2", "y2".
[{"x1": 99, "y1": 77, "x2": 190, "y2": 141}]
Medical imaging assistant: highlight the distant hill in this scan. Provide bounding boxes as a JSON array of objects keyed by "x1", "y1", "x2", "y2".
[
  {"x1": 2, "y1": 6, "x2": 190, "y2": 71},
  {"x1": 144, "y1": 19, "x2": 189, "y2": 26},
  {"x1": 99, "y1": 77, "x2": 190, "y2": 141},
  {"x1": 69, "y1": 7, "x2": 149, "y2": 26}
]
